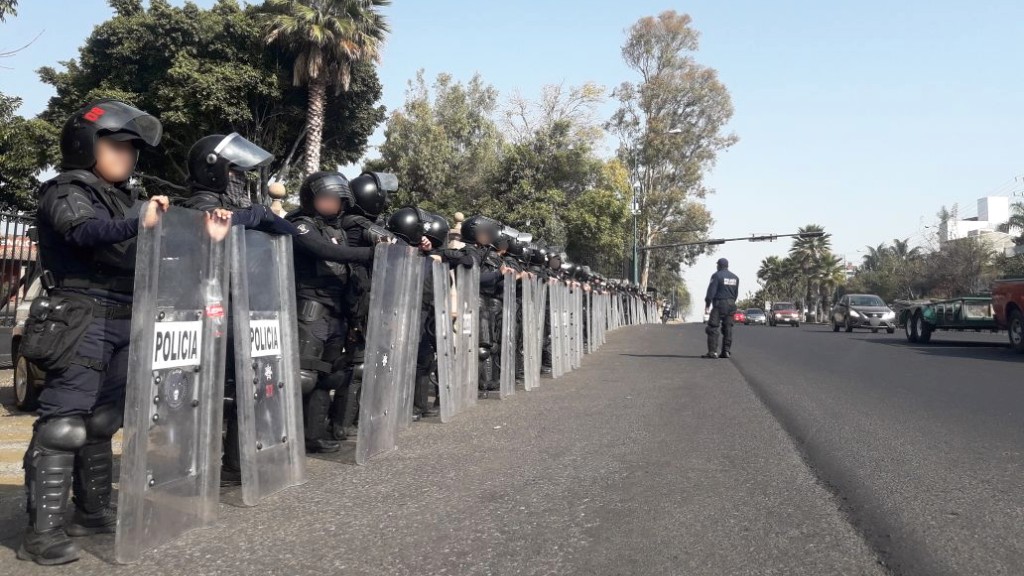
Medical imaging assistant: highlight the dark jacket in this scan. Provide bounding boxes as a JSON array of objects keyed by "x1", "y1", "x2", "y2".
[{"x1": 705, "y1": 269, "x2": 739, "y2": 305}]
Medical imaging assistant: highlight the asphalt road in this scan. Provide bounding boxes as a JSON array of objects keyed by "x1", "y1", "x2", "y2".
[
  {"x1": 727, "y1": 322, "x2": 1024, "y2": 576},
  {"x1": 0, "y1": 324, "x2": 885, "y2": 576}
]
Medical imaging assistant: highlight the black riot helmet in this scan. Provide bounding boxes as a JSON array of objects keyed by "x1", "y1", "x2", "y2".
[
  {"x1": 187, "y1": 133, "x2": 273, "y2": 193},
  {"x1": 461, "y1": 215, "x2": 502, "y2": 247},
  {"x1": 386, "y1": 206, "x2": 425, "y2": 246},
  {"x1": 299, "y1": 171, "x2": 351, "y2": 215},
  {"x1": 349, "y1": 171, "x2": 398, "y2": 218},
  {"x1": 422, "y1": 212, "x2": 450, "y2": 249},
  {"x1": 508, "y1": 237, "x2": 530, "y2": 261},
  {"x1": 60, "y1": 99, "x2": 163, "y2": 170},
  {"x1": 529, "y1": 243, "x2": 548, "y2": 265}
]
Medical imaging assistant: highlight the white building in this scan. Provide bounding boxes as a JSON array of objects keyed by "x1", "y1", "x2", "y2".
[{"x1": 939, "y1": 196, "x2": 1010, "y2": 242}]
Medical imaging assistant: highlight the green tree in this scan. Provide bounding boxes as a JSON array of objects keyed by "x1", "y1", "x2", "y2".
[
  {"x1": 0, "y1": 95, "x2": 57, "y2": 210},
  {"x1": 38, "y1": 0, "x2": 385, "y2": 195},
  {"x1": 373, "y1": 70, "x2": 505, "y2": 216},
  {"x1": 816, "y1": 252, "x2": 846, "y2": 314},
  {"x1": 608, "y1": 11, "x2": 737, "y2": 289},
  {"x1": 997, "y1": 201, "x2": 1024, "y2": 244},
  {"x1": 492, "y1": 82, "x2": 631, "y2": 273},
  {"x1": 263, "y1": 0, "x2": 390, "y2": 177},
  {"x1": 789, "y1": 224, "x2": 830, "y2": 320},
  {"x1": 0, "y1": 0, "x2": 16, "y2": 21}
]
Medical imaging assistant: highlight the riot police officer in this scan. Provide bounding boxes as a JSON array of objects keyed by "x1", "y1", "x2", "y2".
[
  {"x1": 333, "y1": 172, "x2": 399, "y2": 439},
  {"x1": 704, "y1": 257, "x2": 739, "y2": 359},
  {"x1": 459, "y1": 216, "x2": 512, "y2": 392},
  {"x1": 287, "y1": 171, "x2": 374, "y2": 452},
  {"x1": 182, "y1": 132, "x2": 296, "y2": 474},
  {"x1": 19, "y1": 100, "x2": 211, "y2": 565},
  {"x1": 414, "y1": 212, "x2": 474, "y2": 417}
]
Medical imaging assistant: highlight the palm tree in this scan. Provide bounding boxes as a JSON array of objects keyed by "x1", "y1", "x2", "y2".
[
  {"x1": 816, "y1": 253, "x2": 845, "y2": 314},
  {"x1": 757, "y1": 256, "x2": 784, "y2": 303},
  {"x1": 997, "y1": 201, "x2": 1024, "y2": 241},
  {"x1": 861, "y1": 243, "x2": 889, "y2": 272},
  {"x1": 789, "y1": 224, "x2": 830, "y2": 321},
  {"x1": 890, "y1": 238, "x2": 922, "y2": 262},
  {"x1": 264, "y1": 0, "x2": 390, "y2": 176}
]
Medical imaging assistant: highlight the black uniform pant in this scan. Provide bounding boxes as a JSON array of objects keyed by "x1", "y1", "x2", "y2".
[
  {"x1": 479, "y1": 296, "x2": 502, "y2": 387},
  {"x1": 415, "y1": 306, "x2": 437, "y2": 410},
  {"x1": 297, "y1": 306, "x2": 348, "y2": 441},
  {"x1": 37, "y1": 314, "x2": 132, "y2": 419},
  {"x1": 706, "y1": 299, "x2": 736, "y2": 354}
]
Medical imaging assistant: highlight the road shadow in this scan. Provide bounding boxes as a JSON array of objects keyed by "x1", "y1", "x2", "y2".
[
  {"x1": 860, "y1": 337, "x2": 1023, "y2": 362},
  {"x1": 618, "y1": 354, "x2": 706, "y2": 359}
]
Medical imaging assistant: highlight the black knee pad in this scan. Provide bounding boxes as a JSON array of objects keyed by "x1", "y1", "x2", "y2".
[
  {"x1": 478, "y1": 347, "x2": 491, "y2": 361},
  {"x1": 299, "y1": 369, "x2": 319, "y2": 395},
  {"x1": 297, "y1": 324, "x2": 325, "y2": 359},
  {"x1": 85, "y1": 403, "x2": 123, "y2": 441},
  {"x1": 36, "y1": 416, "x2": 88, "y2": 452},
  {"x1": 705, "y1": 323, "x2": 719, "y2": 336}
]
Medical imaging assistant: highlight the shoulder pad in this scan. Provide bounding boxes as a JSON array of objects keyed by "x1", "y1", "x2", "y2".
[
  {"x1": 292, "y1": 217, "x2": 318, "y2": 236},
  {"x1": 39, "y1": 174, "x2": 98, "y2": 236}
]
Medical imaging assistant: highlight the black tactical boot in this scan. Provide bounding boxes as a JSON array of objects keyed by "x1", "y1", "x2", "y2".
[
  {"x1": 19, "y1": 446, "x2": 79, "y2": 565},
  {"x1": 67, "y1": 441, "x2": 117, "y2": 536},
  {"x1": 414, "y1": 374, "x2": 439, "y2": 418},
  {"x1": 220, "y1": 400, "x2": 242, "y2": 485},
  {"x1": 304, "y1": 389, "x2": 340, "y2": 453}
]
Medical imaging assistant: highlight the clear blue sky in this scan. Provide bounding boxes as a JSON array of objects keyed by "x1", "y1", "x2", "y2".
[{"x1": 3, "y1": 0, "x2": 1023, "y2": 315}]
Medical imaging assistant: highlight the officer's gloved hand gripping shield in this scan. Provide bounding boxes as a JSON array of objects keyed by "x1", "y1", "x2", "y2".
[
  {"x1": 229, "y1": 227, "x2": 306, "y2": 506},
  {"x1": 116, "y1": 207, "x2": 229, "y2": 564}
]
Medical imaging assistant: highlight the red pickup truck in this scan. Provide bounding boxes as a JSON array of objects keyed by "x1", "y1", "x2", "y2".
[{"x1": 991, "y1": 278, "x2": 1024, "y2": 353}]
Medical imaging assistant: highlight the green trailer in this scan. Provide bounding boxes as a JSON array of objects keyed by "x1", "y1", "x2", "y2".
[{"x1": 899, "y1": 296, "x2": 998, "y2": 343}]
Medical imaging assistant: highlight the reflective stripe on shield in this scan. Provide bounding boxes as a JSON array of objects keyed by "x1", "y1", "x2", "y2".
[
  {"x1": 116, "y1": 208, "x2": 228, "y2": 564},
  {"x1": 229, "y1": 228, "x2": 306, "y2": 506}
]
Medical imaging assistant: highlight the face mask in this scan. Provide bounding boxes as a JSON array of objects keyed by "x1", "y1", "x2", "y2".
[{"x1": 225, "y1": 169, "x2": 252, "y2": 209}]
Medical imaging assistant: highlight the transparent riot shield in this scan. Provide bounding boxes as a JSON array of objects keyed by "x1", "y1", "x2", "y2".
[
  {"x1": 454, "y1": 264, "x2": 481, "y2": 412},
  {"x1": 117, "y1": 208, "x2": 229, "y2": 564},
  {"x1": 433, "y1": 261, "x2": 459, "y2": 423},
  {"x1": 356, "y1": 243, "x2": 423, "y2": 465},
  {"x1": 566, "y1": 286, "x2": 576, "y2": 370},
  {"x1": 560, "y1": 285, "x2": 572, "y2": 374},
  {"x1": 574, "y1": 289, "x2": 583, "y2": 368},
  {"x1": 588, "y1": 292, "x2": 596, "y2": 352},
  {"x1": 549, "y1": 283, "x2": 563, "y2": 379},
  {"x1": 521, "y1": 277, "x2": 539, "y2": 391},
  {"x1": 229, "y1": 228, "x2": 306, "y2": 506},
  {"x1": 498, "y1": 272, "x2": 517, "y2": 398}
]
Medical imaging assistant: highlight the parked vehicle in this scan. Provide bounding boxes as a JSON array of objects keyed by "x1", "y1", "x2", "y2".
[
  {"x1": 831, "y1": 293, "x2": 896, "y2": 333},
  {"x1": 11, "y1": 271, "x2": 44, "y2": 411},
  {"x1": 769, "y1": 302, "x2": 800, "y2": 327},
  {"x1": 900, "y1": 296, "x2": 999, "y2": 344},
  {"x1": 733, "y1": 310, "x2": 747, "y2": 324},
  {"x1": 992, "y1": 278, "x2": 1024, "y2": 352},
  {"x1": 744, "y1": 308, "x2": 767, "y2": 325}
]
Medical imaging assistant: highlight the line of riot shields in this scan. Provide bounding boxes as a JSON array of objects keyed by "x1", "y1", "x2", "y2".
[{"x1": 113, "y1": 207, "x2": 661, "y2": 564}]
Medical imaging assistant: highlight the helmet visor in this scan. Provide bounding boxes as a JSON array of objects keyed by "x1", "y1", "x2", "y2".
[
  {"x1": 214, "y1": 132, "x2": 274, "y2": 170},
  {"x1": 85, "y1": 100, "x2": 163, "y2": 147}
]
